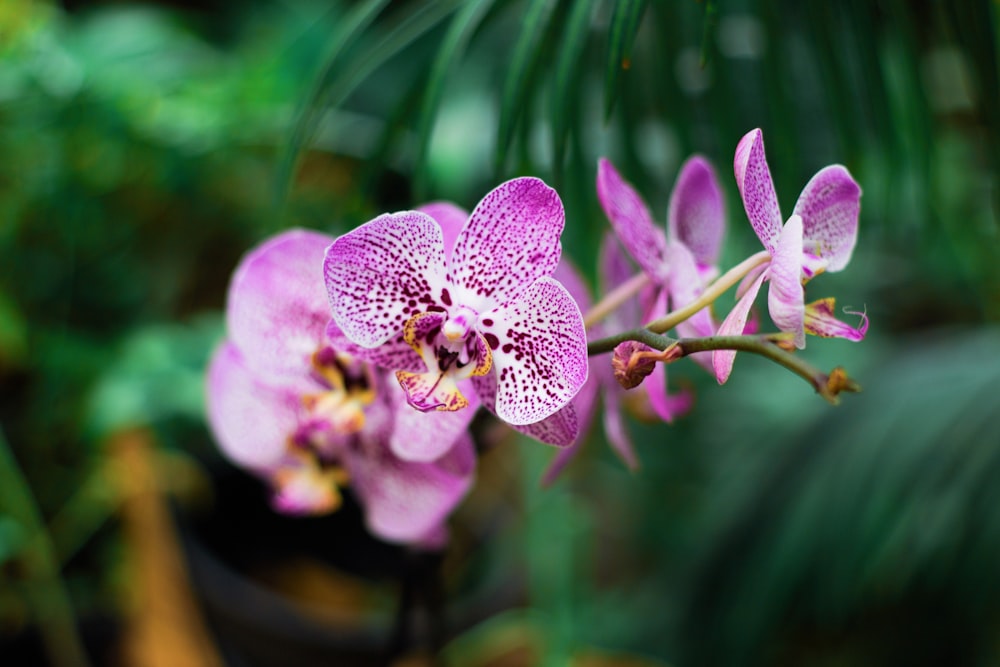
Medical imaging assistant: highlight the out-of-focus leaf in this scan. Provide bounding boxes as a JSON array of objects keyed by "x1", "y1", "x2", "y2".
[
  {"x1": 550, "y1": 0, "x2": 596, "y2": 167},
  {"x1": 413, "y1": 0, "x2": 495, "y2": 199},
  {"x1": 495, "y1": 0, "x2": 559, "y2": 174},
  {"x1": 603, "y1": 0, "x2": 648, "y2": 121},
  {"x1": 0, "y1": 515, "x2": 26, "y2": 566}
]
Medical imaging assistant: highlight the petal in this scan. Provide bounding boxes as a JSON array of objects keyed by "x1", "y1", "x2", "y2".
[
  {"x1": 713, "y1": 272, "x2": 766, "y2": 384},
  {"x1": 472, "y1": 373, "x2": 581, "y2": 447},
  {"x1": 449, "y1": 177, "x2": 565, "y2": 313},
  {"x1": 481, "y1": 277, "x2": 588, "y2": 426},
  {"x1": 417, "y1": 201, "x2": 468, "y2": 259},
  {"x1": 388, "y1": 376, "x2": 479, "y2": 462},
  {"x1": 599, "y1": 232, "x2": 642, "y2": 329},
  {"x1": 644, "y1": 357, "x2": 694, "y2": 423},
  {"x1": 552, "y1": 257, "x2": 592, "y2": 312},
  {"x1": 228, "y1": 229, "x2": 336, "y2": 380},
  {"x1": 668, "y1": 155, "x2": 725, "y2": 269},
  {"x1": 666, "y1": 241, "x2": 714, "y2": 339},
  {"x1": 804, "y1": 298, "x2": 869, "y2": 341},
  {"x1": 326, "y1": 320, "x2": 423, "y2": 373},
  {"x1": 767, "y1": 215, "x2": 806, "y2": 348},
  {"x1": 602, "y1": 386, "x2": 638, "y2": 471},
  {"x1": 793, "y1": 165, "x2": 861, "y2": 273},
  {"x1": 596, "y1": 158, "x2": 669, "y2": 283},
  {"x1": 350, "y1": 431, "x2": 475, "y2": 545},
  {"x1": 205, "y1": 342, "x2": 305, "y2": 471},
  {"x1": 324, "y1": 211, "x2": 448, "y2": 348},
  {"x1": 734, "y1": 129, "x2": 783, "y2": 253}
]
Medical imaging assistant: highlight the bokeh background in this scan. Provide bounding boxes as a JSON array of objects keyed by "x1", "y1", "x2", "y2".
[{"x1": 2, "y1": 1, "x2": 999, "y2": 665}]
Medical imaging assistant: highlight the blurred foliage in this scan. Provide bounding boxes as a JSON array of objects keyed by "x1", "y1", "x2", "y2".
[{"x1": 0, "y1": 0, "x2": 998, "y2": 665}]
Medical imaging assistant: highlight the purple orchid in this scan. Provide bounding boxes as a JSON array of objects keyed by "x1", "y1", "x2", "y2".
[
  {"x1": 713, "y1": 129, "x2": 868, "y2": 384},
  {"x1": 206, "y1": 229, "x2": 475, "y2": 544},
  {"x1": 324, "y1": 177, "x2": 589, "y2": 437},
  {"x1": 596, "y1": 157, "x2": 723, "y2": 421}
]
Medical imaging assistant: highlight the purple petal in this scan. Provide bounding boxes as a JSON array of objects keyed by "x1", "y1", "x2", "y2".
[
  {"x1": 326, "y1": 320, "x2": 423, "y2": 373},
  {"x1": 206, "y1": 342, "x2": 306, "y2": 471},
  {"x1": 644, "y1": 358, "x2": 694, "y2": 423},
  {"x1": 481, "y1": 277, "x2": 588, "y2": 426},
  {"x1": 596, "y1": 158, "x2": 669, "y2": 283},
  {"x1": 449, "y1": 177, "x2": 565, "y2": 313},
  {"x1": 713, "y1": 272, "x2": 766, "y2": 384},
  {"x1": 602, "y1": 387, "x2": 638, "y2": 471},
  {"x1": 599, "y1": 233, "x2": 642, "y2": 329},
  {"x1": 388, "y1": 377, "x2": 479, "y2": 461},
  {"x1": 349, "y1": 431, "x2": 475, "y2": 545},
  {"x1": 767, "y1": 215, "x2": 806, "y2": 348},
  {"x1": 472, "y1": 373, "x2": 581, "y2": 447},
  {"x1": 793, "y1": 165, "x2": 861, "y2": 273},
  {"x1": 228, "y1": 229, "x2": 336, "y2": 380},
  {"x1": 734, "y1": 129, "x2": 783, "y2": 254},
  {"x1": 666, "y1": 241, "x2": 714, "y2": 339},
  {"x1": 325, "y1": 211, "x2": 448, "y2": 348},
  {"x1": 804, "y1": 298, "x2": 869, "y2": 341},
  {"x1": 552, "y1": 257, "x2": 593, "y2": 312},
  {"x1": 668, "y1": 155, "x2": 725, "y2": 269},
  {"x1": 417, "y1": 201, "x2": 468, "y2": 259}
]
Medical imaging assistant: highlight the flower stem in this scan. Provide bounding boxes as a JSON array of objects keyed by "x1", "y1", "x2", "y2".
[
  {"x1": 644, "y1": 250, "x2": 771, "y2": 333},
  {"x1": 582, "y1": 271, "x2": 650, "y2": 328}
]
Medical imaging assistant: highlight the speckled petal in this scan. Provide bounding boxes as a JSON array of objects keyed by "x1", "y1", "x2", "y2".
[
  {"x1": 713, "y1": 272, "x2": 766, "y2": 384},
  {"x1": 388, "y1": 376, "x2": 479, "y2": 462},
  {"x1": 597, "y1": 158, "x2": 668, "y2": 283},
  {"x1": 793, "y1": 165, "x2": 861, "y2": 274},
  {"x1": 206, "y1": 342, "x2": 306, "y2": 471},
  {"x1": 734, "y1": 129, "x2": 783, "y2": 254},
  {"x1": 350, "y1": 431, "x2": 475, "y2": 545},
  {"x1": 481, "y1": 277, "x2": 588, "y2": 426},
  {"x1": 471, "y1": 373, "x2": 581, "y2": 447},
  {"x1": 326, "y1": 320, "x2": 423, "y2": 373},
  {"x1": 668, "y1": 155, "x2": 725, "y2": 269},
  {"x1": 449, "y1": 177, "x2": 564, "y2": 313},
  {"x1": 228, "y1": 229, "x2": 335, "y2": 380},
  {"x1": 418, "y1": 201, "x2": 468, "y2": 258},
  {"x1": 767, "y1": 215, "x2": 806, "y2": 349},
  {"x1": 325, "y1": 211, "x2": 448, "y2": 348},
  {"x1": 804, "y1": 298, "x2": 869, "y2": 341}
]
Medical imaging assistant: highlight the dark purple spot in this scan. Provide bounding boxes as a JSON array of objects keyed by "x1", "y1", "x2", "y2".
[
  {"x1": 484, "y1": 333, "x2": 500, "y2": 350},
  {"x1": 502, "y1": 343, "x2": 514, "y2": 354},
  {"x1": 441, "y1": 288, "x2": 452, "y2": 306},
  {"x1": 482, "y1": 318, "x2": 493, "y2": 327}
]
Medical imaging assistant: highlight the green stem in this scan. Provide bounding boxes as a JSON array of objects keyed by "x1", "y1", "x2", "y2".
[
  {"x1": 645, "y1": 250, "x2": 771, "y2": 333},
  {"x1": 0, "y1": 427, "x2": 92, "y2": 667}
]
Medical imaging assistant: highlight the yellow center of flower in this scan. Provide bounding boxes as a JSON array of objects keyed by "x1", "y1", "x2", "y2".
[{"x1": 301, "y1": 349, "x2": 375, "y2": 435}]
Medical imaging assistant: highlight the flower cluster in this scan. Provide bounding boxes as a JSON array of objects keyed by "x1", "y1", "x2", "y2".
[{"x1": 205, "y1": 128, "x2": 867, "y2": 543}]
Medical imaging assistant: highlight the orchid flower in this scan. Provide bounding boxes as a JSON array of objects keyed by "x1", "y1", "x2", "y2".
[
  {"x1": 206, "y1": 230, "x2": 475, "y2": 544},
  {"x1": 713, "y1": 129, "x2": 868, "y2": 384},
  {"x1": 324, "y1": 177, "x2": 589, "y2": 437},
  {"x1": 596, "y1": 157, "x2": 723, "y2": 420}
]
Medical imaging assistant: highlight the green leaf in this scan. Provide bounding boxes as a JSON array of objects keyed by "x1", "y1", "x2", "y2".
[
  {"x1": 550, "y1": 0, "x2": 596, "y2": 168},
  {"x1": 412, "y1": 0, "x2": 496, "y2": 199},
  {"x1": 495, "y1": 0, "x2": 559, "y2": 174},
  {"x1": 603, "y1": 0, "x2": 648, "y2": 121}
]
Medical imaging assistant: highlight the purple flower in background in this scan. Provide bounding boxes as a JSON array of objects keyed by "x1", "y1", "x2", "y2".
[
  {"x1": 206, "y1": 230, "x2": 475, "y2": 544},
  {"x1": 713, "y1": 129, "x2": 868, "y2": 384},
  {"x1": 324, "y1": 177, "x2": 589, "y2": 433},
  {"x1": 597, "y1": 157, "x2": 722, "y2": 421}
]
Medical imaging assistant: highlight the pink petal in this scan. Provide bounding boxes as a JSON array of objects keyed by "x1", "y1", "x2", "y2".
[
  {"x1": 324, "y1": 211, "x2": 448, "y2": 348},
  {"x1": 599, "y1": 233, "x2": 642, "y2": 329},
  {"x1": 668, "y1": 155, "x2": 725, "y2": 269},
  {"x1": 228, "y1": 229, "x2": 336, "y2": 380},
  {"x1": 552, "y1": 257, "x2": 593, "y2": 312},
  {"x1": 350, "y1": 431, "x2": 475, "y2": 545},
  {"x1": 417, "y1": 201, "x2": 468, "y2": 259},
  {"x1": 767, "y1": 215, "x2": 806, "y2": 349},
  {"x1": 325, "y1": 320, "x2": 423, "y2": 373},
  {"x1": 206, "y1": 342, "x2": 306, "y2": 471},
  {"x1": 602, "y1": 387, "x2": 638, "y2": 470},
  {"x1": 471, "y1": 373, "x2": 581, "y2": 447},
  {"x1": 666, "y1": 241, "x2": 715, "y2": 339},
  {"x1": 804, "y1": 298, "x2": 869, "y2": 341},
  {"x1": 644, "y1": 357, "x2": 694, "y2": 423},
  {"x1": 481, "y1": 277, "x2": 588, "y2": 426},
  {"x1": 596, "y1": 158, "x2": 669, "y2": 283},
  {"x1": 389, "y1": 375, "x2": 478, "y2": 459},
  {"x1": 449, "y1": 177, "x2": 565, "y2": 313},
  {"x1": 734, "y1": 129, "x2": 783, "y2": 254},
  {"x1": 793, "y1": 165, "x2": 861, "y2": 274},
  {"x1": 713, "y1": 272, "x2": 766, "y2": 384}
]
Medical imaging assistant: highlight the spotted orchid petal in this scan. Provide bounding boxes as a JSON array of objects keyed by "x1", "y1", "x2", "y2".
[
  {"x1": 734, "y1": 128, "x2": 783, "y2": 254},
  {"x1": 386, "y1": 375, "x2": 478, "y2": 461},
  {"x1": 418, "y1": 201, "x2": 468, "y2": 258},
  {"x1": 713, "y1": 272, "x2": 767, "y2": 384},
  {"x1": 206, "y1": 343, "x2": 306, "y2": 471},
  {"x1": 325, "y1": 321, "x2": 424, "y2": 374},
  {"x1": 767, "y1": 215, "x2": 806, "y2": 349},
  {"x1": 668, "y1": 155, "x2": 725, "y2": 270},
  {"x1": 349, "y1": 429, "x2": 475, "y2": 545},
  {"x1": 480, "y1": 277, "x2": 588, "y2": 425},
  {"x1": 596, "y1": 158, "x2": 669, "y2": 283},
  {"x1": 804, "y1": 298, "x2": 869, "y2": 341},
  {"x1": 325, "y1": 211, "x2": 448, "y2": 348},
  {"x1": 228, "y1": 229, "x2": 335, "y2": 380},
  {"x1": 793, "y1": 165, "x2": 861, "y2": 275},
  {"x1": 448, "y1": 177, "x2": 564, "y2": 313}
]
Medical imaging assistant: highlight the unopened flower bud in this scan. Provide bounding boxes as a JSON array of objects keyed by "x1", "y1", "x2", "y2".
[{"x1": 612, "y1": 341, "x2": 658, "y2": 389}]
